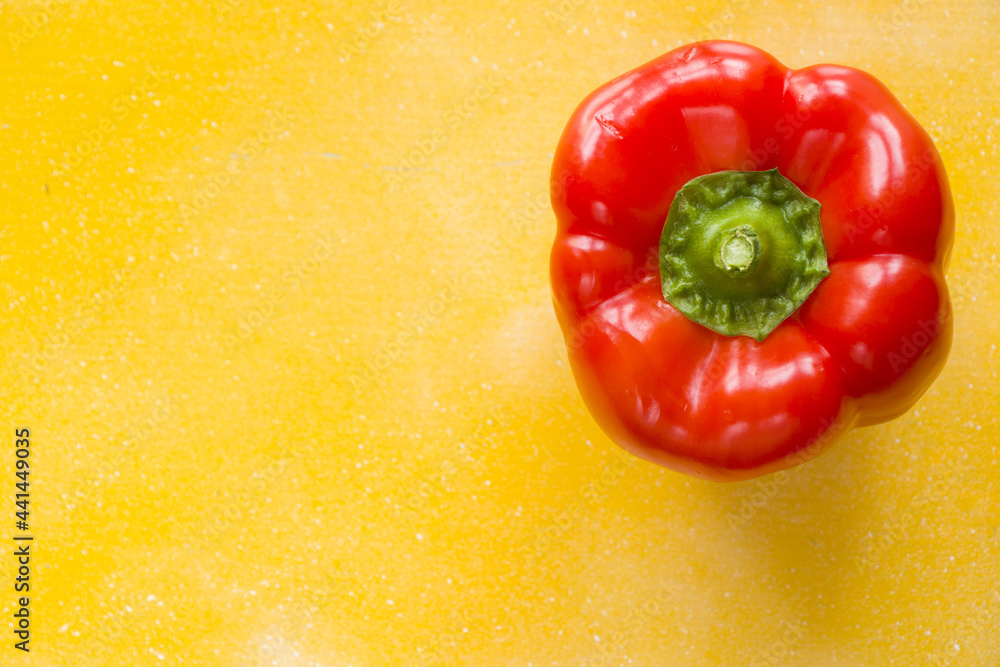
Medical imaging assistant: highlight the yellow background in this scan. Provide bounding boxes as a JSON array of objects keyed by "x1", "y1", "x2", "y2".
[{"x1": 2, "y1": 0, "x2": 998, "y2": 664}]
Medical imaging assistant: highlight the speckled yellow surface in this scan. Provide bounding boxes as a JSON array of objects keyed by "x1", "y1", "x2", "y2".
[{"x1": 1, "y1": 0, "x2": 998, "y2": 665}]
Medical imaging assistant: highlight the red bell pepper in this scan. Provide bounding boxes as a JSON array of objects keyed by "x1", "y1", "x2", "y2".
[{"x1": 550, "y1": 41, "x2": 953, "y2": 481}]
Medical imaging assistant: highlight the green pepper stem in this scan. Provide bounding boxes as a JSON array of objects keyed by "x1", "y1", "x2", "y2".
[
  {"x1": 715, "y1": 225, "x2": 761, "y2": 276},
  {"x1": 659, "y1": 169, "x2": 829, "y2": 341}
]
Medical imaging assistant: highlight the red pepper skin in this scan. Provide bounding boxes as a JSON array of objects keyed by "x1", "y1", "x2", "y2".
[{"x1": 550, "y1": 41, "x2": 953, "y2": 481}]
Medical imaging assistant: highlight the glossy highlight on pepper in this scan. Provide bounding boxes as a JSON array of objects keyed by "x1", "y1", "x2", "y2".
[{"x1": 549, "y1": 41, "x2": 954, "y2": 481}]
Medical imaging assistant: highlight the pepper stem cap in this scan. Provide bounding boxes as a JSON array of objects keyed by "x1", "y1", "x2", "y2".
[{"x1": 659, "y1": 169, "x2": 829, "y2": 342}]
